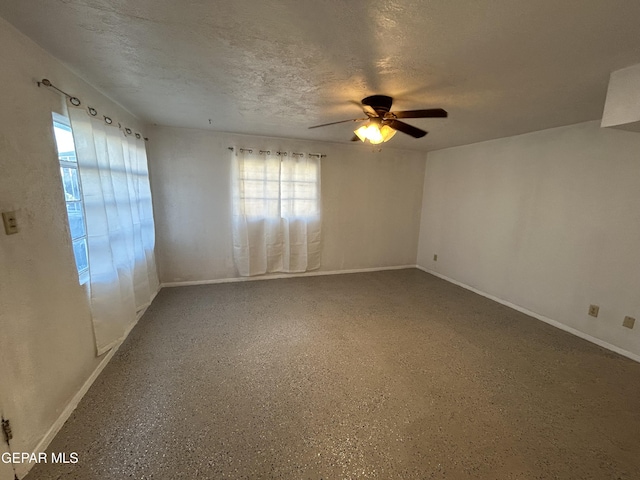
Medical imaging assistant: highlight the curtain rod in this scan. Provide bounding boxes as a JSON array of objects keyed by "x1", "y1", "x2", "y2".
[
  {"x1": 227, "y1": 146, "x2": 326, "y2": 158},
  {"x1": 38, "y1": 78, "x2": 148, "y2": 141}
]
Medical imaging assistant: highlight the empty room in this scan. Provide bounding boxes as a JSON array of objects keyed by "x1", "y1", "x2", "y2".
[{"x1": 1, "y1": 1, "x2": 640, "y2": 479}]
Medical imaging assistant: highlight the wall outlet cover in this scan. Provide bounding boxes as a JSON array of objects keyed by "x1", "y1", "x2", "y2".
[
  {"x1": 588, "y1": 305, "x2": 599, "y2": 317},
  {"x1": 433, "y1": 254, "x2": 438, "y2": 261},
  {"x1": 623, "y1": 316, "x2": 635, "y2": 329}
]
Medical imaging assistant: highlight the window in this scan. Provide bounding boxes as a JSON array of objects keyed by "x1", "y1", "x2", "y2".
[
  {"x1": 231, "y1": 150, "x2": 322, "y2": 276},
  {"x1": 281, "y1": 160, "x2": 320, "y2": 218},
  {"x1": 52, "y1": 113, "x2": 89, "y2": 284},
  {"x1": 237, "y1": 157, "x2": 281, "y2": 218},
  {"x1": 237, "y1": 156, "x2": 320, "y2": 219}
]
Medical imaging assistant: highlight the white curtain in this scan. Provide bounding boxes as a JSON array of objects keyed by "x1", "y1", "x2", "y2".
[
  {"x1": 232, "y1": 148, "x2": 321, "y2": 276},
  {"x1": 69, "y1": 107, "x2": 159, "y2": 355}
]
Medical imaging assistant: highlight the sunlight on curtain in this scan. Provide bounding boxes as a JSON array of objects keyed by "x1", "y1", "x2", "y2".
[
  {"x1": 68, "y1": 107, "x2": 159, "y2": 354},
  {"x1": 231, "y1": 149, "x2": 321, "y2": 276}
]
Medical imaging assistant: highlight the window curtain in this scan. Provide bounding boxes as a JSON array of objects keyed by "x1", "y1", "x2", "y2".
[
  {"x1": 68, "y1": 107, "x2": 159, "y2": 355},
  {"x1": 231, "y1": 148, "x2": 321, "y2": 276}
]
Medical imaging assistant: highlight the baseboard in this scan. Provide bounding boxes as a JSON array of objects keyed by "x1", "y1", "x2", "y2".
[
  {"x1": 15, "y1": 289, "x2": 159, "y2": 479},
  {"x1": 415, "y1": 265, "x2": 640, "y2": 364},
  {"x1": 161, "y1": 265, "x2": 416, "y2": 288}
]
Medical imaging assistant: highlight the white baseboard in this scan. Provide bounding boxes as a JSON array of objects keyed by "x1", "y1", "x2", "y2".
[
  {"x1": 415, "y1": 265, "x2": 640, "y2": 364},
  {"x1": 161, "y1": 265, "x2": 416, "y2": 288},
  {"x1": 15, "y1": 290, "x2": 159, "y2": 479}
]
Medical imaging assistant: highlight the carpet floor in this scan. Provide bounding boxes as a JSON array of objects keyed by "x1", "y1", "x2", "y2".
[{"x1": 26, "y1": 269, "x2": 640, "y2": 479}]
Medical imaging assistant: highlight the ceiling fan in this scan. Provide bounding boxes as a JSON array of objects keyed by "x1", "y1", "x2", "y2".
[{"x1": 308, "y1": 95, "x2": 447, "y2": 144}]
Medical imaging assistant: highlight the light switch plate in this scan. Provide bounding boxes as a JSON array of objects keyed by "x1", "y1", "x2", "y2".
[
  {"x1": 623, "y1": 316, "x2": 635, "y2": 329},
  {"x1": 2, "y1": 211, "x2": 18, "y2": 235}
]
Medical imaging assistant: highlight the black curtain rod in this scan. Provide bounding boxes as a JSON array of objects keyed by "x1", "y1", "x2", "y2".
[{"x1": 38, "y1": 78, "x2": 148, "y2": 141}]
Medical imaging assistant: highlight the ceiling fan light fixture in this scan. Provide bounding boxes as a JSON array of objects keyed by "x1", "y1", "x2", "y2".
[
  {"x1": 379, "y1": 125, "x2": 397, "y2": 142},
  {"x1": 354, "y1": 124, "x2": 369, "y2": 142},
  {"x1": 354, "y1": 123, "x2": 397, "y2": 144},
  {"x1": 366, "y1": 125, "x2": 384, "y2": 144}
]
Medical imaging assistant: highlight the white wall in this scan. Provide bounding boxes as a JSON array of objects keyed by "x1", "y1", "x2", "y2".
[
  {"x1": 0, "y1": 17, "x2": 148, "y2": 478},
  {"x1": 148, "y1": 126, "x2": 426, "y2": 283},
  {"x1": 417, "y1": 120, "x2": 640, "y2": 358}
]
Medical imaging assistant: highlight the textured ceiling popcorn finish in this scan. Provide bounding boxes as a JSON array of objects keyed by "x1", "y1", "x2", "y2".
[{"x1": 2, "y1": 0, "x2": 640, "y2": 151}]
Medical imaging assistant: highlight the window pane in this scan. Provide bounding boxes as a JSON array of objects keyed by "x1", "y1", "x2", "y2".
[
  {"x1": 66, "y1": 201, "x2": 86, "y2": 239},
  {"x1": 53, "y1": 122, "x2": 77, "y2": 162},
  {"x1": 60, "y1": 166, "x2": 82, "y2": 201},
  {"x1": 72, "y1": 237, "x2": 89, "y2": 273},
  {"x1": 280, "y1": 160, "x2": 319, "y2": 218}
]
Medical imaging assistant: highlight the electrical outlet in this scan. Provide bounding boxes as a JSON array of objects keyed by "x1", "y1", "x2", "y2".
[
  {"x1": 2, "y1": 211, "x2": 18, "y2": 235},
  {"x1": 588, "y1": 304, "x2": 599, "y2": 317},
  {"x1": 433, "y1": 254, "x2": 438, "y2": 261},
  {"x1": 623, "y1": 316, "x2": 635, "y2": 329}
]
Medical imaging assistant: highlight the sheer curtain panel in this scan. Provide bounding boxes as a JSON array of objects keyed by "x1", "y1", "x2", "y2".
[
  {"x1": 232, "y1": 149, "x2": 321, "y2": 276},
  {"x1": 68, "y1": 107, "x2": 159, "y2": 354}
]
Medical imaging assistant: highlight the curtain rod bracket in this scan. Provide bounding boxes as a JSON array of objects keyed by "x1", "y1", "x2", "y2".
[{"x1": 39, "y1": 78, "x2": 82, "y2": 106}]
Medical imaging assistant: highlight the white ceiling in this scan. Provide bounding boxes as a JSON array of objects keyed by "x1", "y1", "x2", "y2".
[{"x1": 2, "y1": 0, "x2": 640, "y2": 151}]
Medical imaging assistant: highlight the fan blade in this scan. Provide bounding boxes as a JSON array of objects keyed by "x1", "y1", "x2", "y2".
[
  {"x1": 388, "y1": 119, "x2": 427, "y2": 138},
  {"x1": 308, "y1": 118, "x2": 368, "y2": 129},
  {"x1": 348, "y1": 99, "x2": 377, "y2": 117},
  {"x1": 391, "y1": 108, "x2": 448, "y2": 119},
  {"x1": 361, "y1": 104, "x2": 377, "y2": 117}
]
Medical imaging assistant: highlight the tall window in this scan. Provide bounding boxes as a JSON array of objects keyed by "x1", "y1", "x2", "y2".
[{"x1": 52, "y1": 113, "x2": 89, "y2": 283}]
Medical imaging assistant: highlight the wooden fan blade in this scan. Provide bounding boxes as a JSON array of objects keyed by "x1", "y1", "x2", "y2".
[
  {"x1": 348, "y1": 99, "x2": 376, "y2": 117},
  {"x1": 308, "y1": 118, "x2": 368, "y2": 129},
  {"x1": 391, "y1": 108, "x2": 448, "y2": 119},
  {"x1": 388, "y1": 119, "x2": 427, "y2": 138},
  {"x1": 361, "y1": 104, "x2": 377, "y2": 117}
]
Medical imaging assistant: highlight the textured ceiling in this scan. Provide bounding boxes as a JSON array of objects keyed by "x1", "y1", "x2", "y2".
[{"x1": 2, "y1": 0, "x2": 640, "y2": 151}]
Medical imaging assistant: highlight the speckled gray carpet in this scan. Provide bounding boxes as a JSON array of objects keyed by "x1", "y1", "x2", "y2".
[{"x1": 27, "y1": 269, "x2": 640, "y2": 479}]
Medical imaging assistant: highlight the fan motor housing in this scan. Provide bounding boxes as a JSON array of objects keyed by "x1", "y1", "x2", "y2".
[{"x1": 362, "y1": 95, "x2": 393, "y2": 113}]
